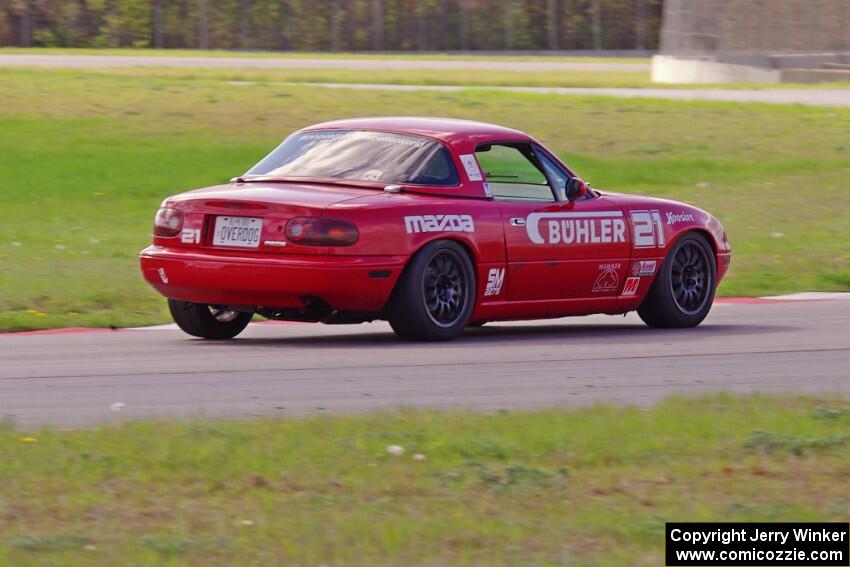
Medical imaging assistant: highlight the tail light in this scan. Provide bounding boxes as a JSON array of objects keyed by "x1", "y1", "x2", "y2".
[
  {"x1": 285, "y1": 217, "x2": 358, "y2": 246},
  {"x1": 154, "y1": 208, "x2": 183, "y2": 237}
]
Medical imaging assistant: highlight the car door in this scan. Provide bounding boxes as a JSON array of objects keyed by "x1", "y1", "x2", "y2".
[{"x1": 476, "y1": 142, "x2": 631, "y2": 303}]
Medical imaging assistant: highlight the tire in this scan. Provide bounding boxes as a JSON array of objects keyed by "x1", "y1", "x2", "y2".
[
  {"x1": 388, "y1": 240, "x2": 476, "y2": 341},
  {"x1": 638, "y1": 233, "x2": 716, "y2": 328},
  {"x1": 168, "y1": 300, "x2": 253, "y2": 339}
]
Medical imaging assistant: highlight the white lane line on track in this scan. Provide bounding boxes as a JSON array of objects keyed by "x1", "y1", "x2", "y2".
[{"x1": 761, "y1": 292, "x2": 850, "y2": 301}]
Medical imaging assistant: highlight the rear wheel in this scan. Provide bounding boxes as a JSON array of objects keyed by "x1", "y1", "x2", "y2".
[
  {"x1": 638, "y1": 233, "x2": 716, "y2": 328},
  {"x1": 168, "y1": 300, "x2": 253, "y2": 339},
  {"x1": 388, "y1": 240, "x2": 475, "y2": 341}
]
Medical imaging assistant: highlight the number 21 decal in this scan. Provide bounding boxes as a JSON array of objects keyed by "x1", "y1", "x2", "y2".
[
  {"x1": 630, "y1": 210, "x2": 665, "y2": 248},
  {"x1": 181, "y1": 228, "x2": 201, "y2": 244}
]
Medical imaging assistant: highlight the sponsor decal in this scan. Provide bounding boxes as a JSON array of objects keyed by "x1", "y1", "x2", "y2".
[
  {"x1": 482, "y1": 182, "x2": 493, "y2": 198},
  {"x1": 630, "y1": 210, "x2": 666, "y2": 248},
  {"x1": 632, "y1": 260, "x2": 657, "y2": 277},
  {"x1": 459, "y1": 154, "x2": 483, "y2": 182},
  {"x1": 621, "y1": 276, "x2": 640, "y2": 296},
  {"x1": 300, "y1": 132, "x2": 346, "y2": 142},
  {"x1": 264, "y1": 240, "x2": 287, "y2": 247},
  {"x1": 180, "y1": 228, "x2": 200, "y2": 244},
  {"x1": 157, "y1": 267, "x2": 169, "y2": 284},
  {"x1": 302, "y1": 131, "x2": 428, "y2": 148},
  {"x1": 526, "y1": 211, "x2": 626, "y2": 245},
  {"x1": 358, "y1": 134, "x2": 428, "y2": 148},
  {"x1": 666, "y1": 211, "x2": 695, "y2": 225},
  {"x1": 484, "y1": 268, "x2": 505, "y2": 296},
  {"x1": 593, "y1": 268, "x2": 619, "y2": 293},
  {"x1": 404, "y1": 214, "x2": 475, "y2": 234}
]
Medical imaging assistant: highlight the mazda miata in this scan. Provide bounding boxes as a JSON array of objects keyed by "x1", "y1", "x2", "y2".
[{"x1": 140, "y1": 117, "x2": 731, "y2": 341}]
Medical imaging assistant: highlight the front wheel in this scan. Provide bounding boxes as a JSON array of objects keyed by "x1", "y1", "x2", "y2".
[
  {"x1": 168, "y1": 300, "x2": 253, "y2": 339},
  {"x1": 638, "y1": 233, "x2": 716, "y2": 328},
  {"x1": 388, "y1": 240, "x2": 475, "y2": 341}
]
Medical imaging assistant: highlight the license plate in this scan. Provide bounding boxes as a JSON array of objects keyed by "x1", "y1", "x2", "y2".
[{"x1": 212, "y1": 216, "x2": 262, "y2": 248}]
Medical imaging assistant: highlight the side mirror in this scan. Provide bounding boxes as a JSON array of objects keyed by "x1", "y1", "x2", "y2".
[{"x1": 564, "y1": 177, "x2": 588, "y2": 201}]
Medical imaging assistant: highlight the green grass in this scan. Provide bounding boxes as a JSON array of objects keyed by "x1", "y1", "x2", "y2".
[
  {"x1": 0, "y1": 67, "x2": 849, "y2": 331},
  {"x1": 1, "y1": 395, "x2": 850, "y2": 565}
]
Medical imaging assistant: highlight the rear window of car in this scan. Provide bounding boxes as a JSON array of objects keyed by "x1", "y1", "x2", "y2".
[{"x1": 246, "y1": 129, "x2": 460, "y2": 186}]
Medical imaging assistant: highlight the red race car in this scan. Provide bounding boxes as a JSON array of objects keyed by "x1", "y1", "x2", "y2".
[{"x1": 140, "y1": 117, "x2": 731, "y2": 341}]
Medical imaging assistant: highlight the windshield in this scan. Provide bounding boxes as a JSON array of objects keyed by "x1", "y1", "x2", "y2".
[{"x1": 246, "y1": 130, "x2": 459, "y2": 186}]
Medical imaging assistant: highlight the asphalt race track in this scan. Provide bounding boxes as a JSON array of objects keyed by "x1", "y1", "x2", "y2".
[{"x1": 2, "y1": 296, "x2": 848, "y2": 427}]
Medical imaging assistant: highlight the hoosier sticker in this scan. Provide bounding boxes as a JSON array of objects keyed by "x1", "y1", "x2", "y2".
[{"x1": 666, "y1": 211, "x2": 695, "y2": 224}]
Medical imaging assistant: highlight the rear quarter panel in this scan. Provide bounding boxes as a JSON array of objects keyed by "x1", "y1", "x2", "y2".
[{"x1": 326, "y1": 192, "x2": 507, "y2": 315}]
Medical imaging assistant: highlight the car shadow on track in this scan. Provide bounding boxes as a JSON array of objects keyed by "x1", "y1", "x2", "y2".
[{"x1": 203, "y1": 322, "x2": 795, "y2": 349}]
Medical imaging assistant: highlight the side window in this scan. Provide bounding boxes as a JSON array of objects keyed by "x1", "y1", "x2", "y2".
[
  {"x1": 410, "y1": 146, "x2": 460, "y2": 186},
  {"x1": 475, "y1": 144, "x2": 554, "y2": 202},
  {"x1": 535, "y1": 150, "x2": 569, "y2": 200},
  {"x1": 535, "y1": 147, "x2": 594, "y2": 201}
]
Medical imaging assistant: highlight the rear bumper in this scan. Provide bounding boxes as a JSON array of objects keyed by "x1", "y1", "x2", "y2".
[{"x1": 139, "y1": 246, "x2": 406, "y2": 312}]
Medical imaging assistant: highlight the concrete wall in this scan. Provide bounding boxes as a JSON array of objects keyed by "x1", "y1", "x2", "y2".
[
  {"x1": 652, "y1": 52, "x2": 850, "y2": 84},
  {"x1": 651, "y1": 55, "x2": 781, "y2": 83}
]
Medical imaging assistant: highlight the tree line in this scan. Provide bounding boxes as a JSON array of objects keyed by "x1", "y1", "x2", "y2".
[{"x1": 0, "y1": 0, "x2": 661, "y2": 51}]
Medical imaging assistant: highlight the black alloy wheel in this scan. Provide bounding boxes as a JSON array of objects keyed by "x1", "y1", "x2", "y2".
[
  {"x1": 670, "y1": 241, "x2": 711, "y2": 315},
  {"x1": 422, "y1": 249, "x2": 469, "y2": 328},
  {"x1": 638, "y1": 233, "x2": 716, "y2": 328},
  {"x1": 388, "y1": 240, "x2": 475, "y2": 341}
]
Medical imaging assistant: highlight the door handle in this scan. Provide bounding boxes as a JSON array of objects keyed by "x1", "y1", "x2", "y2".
[{"x1": 510, "y1": 218, "x2": 526, "y2": 227}]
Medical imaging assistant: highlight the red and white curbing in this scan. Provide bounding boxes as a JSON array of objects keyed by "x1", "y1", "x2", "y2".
[
  {"x1": 2, "y1": 292, "x2": 848, "y2": 337},
  {"x1": 1, "y1": 319, "x2": 312, "y2": 336},
  {"x1": 714, "y1": 292, "x2": 850, "y2": 305},
  {"x1": 124, "y1": 319, "x2": 312, "y2": 332}
]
